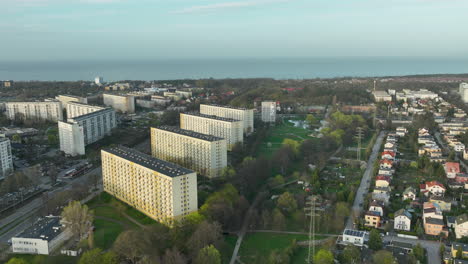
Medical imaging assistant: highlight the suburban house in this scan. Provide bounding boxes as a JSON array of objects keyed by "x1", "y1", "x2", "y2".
[
  {"x1": 455, "y1": 214, "x2": 468, "y2": 239},
  {"x1": 364, "y1": 211, "x2": 381, "y2": 228},
  {"x1": 452, "y1": 242, "x2": 468, "y2": 259},
  {"x1": 424, "y1": 217, "x2": 448, "y2": 236},
  {"x1": 373, "y1": 186, "x2": 391, "y2": 195},
  {"x1": 402, "y1": 186, "x2": 417, "y2": 201},
  {"x1": 394, "y1": 209, "x2": 412, "y2": 231},
  {"x1": 379, "y1": 159, "x2": 393, "y2": 169},
  {"x1": 429, "y1": 195, "x2": 452, "y2": 212},
  {"x1": 420, "y1": 181, "x2": 446, "y2": 196},
  {"x1": 378, "y1": 168, "x2": 394, "y2": 176},
  {"x1": 445, "y1": 162, "x2": 461, "y2": 179},
  {"x1": 396, "y1": 127, "x2": 408, "y2": 137},
  {"x1": 368, "y1": 200, "x2": 384, "y2": 216},
  {"x1": 342, "y1": 229, "x2": 368, "y2": 247},
  {"x1": 381, "y1": 150, "x2": 395, "y2": 160},
  {"x1": 376, "y1": 175, "x2": 391, "y2": 188}
]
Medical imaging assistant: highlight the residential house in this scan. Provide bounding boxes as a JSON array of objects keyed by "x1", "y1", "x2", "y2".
[
  {"x1": 379, "y1": 159, "x2": 393, "y2": 169},
  {"x1": 376, "y1": 176, "x2": 391, "y2": 188},
  {"x1": 445, "y1": 162, "x2": 461, "y2": 179},
  {"x1": 420, "y1": 181, "x2": 446, "y2": 197},
  {"x1": 364, "y1": 211, "x2": 381, "y2": 228},
  {"x1": 396, "y1": 127, "x2": 407, "y2": 137},
  {"x1": 342, "y1": 229, "x2": 368, "y2": 247},
  {"x1": 429, "y1": 195, "x2": 452, "y2": 212},
  {"x1": 402, "y1": 186, "x2": 417, "y2": 201},
  {"x1": 455, "y1": 143, "x2": 466, "y2": 153},
  {"x1": 455, "y1": 214, "x2": 468, "y2": 239},
  {"x1": 378, "y1": 168, "x2": 393, "y2": 176},
  {"x1": 368, "y1": 200, "x2": 385, "y2": 216},
  {"x1": 381, "y1": 150, "x2": 395, "y2": 160},
  {"x1": 451, "y1": 242, "x2": 468, "y2": 258},
  {"x1": 424, "y1": 217, "x2": 448, "y2": 236},
  {"x1": 394, "y1": 209, "x2": 412, "y2": 231}
]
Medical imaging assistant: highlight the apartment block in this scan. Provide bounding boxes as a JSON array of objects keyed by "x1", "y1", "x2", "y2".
[
  {"x1": 59, "y1": 108, "x2": 116, "y2": 156},
  {"x1": 102, "y1": 146, "x2": 198, "y2": 224},
  {"x1": 55, "y1": 95, "x2": 88, "y2": 110},
  {"x1": 5, "y1": 101, "x2": 63, "y2": 122},
  {"x1": 261, "y1": 101, "x2": 276, "y2": 123},
  {"x1": 151, "y1": 126, "x2": 227, "y2": 178},
  {"x1": 66, "y1": 102, "x2": 105, "y2": 119},
  {"x1": 103, "y1": 94, "x2": 135, "y2": 113},
  {"x1": 200, "y1": 104, "x2": 254, "y2": 134},
  {"x1": 0, "y1": 138, "x2": 13, "y2": 180},
  {"x1": 180, "y1": 112, "x2": 243, "y2": 150}
]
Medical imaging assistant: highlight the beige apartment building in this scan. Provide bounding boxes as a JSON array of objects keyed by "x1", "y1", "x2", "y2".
[
  {"x1": 66, "y1": 101, "x2": 105, "y2": 118},
  {"x1": 103, "y1": 94, "x2": 135, "y2": 113},
  {"x1": 5, "y1": 100, "x2": 63, "y2": 122},
  {"x1": 151, "y1": 126, "x2": 227, "y2": 178},
  {"x1": 55, "y1": 95, "x2": 88, "y2": 110},
  {"x1": 180, "y1": 112, "x2": 243, "y2": 150},
  {"x1": 102, "y1": 146, "x2": 198, "y2": 224},
  {"x1": 200, "y1": 104, "x2": 254, "y2": 134}
]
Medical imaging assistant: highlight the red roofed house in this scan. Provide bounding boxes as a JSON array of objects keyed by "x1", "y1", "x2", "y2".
[
  {"x1": 445, "y1": 162, "x2": 461, "y2": 179},
  {"x1": 376, "y1": 176, "x2": 391, "y2": 188},
  {"x1": 381, "y1": 151, "x2": 395, "y2": 160},
  {"x1": 456, "y1": 173, "x2": 468, "y2": 183},
  {"x1": 420, "y1": 181, "x2": 446, "y2": 197},
  {"x1": 380, "y1": 159, "x2": 393, "y2": 169}
]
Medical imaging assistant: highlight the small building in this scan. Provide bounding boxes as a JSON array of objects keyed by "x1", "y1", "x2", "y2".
[
  {"x1": 452, "y1": 242, "x2": 468, "y2": 259},
  {"x1": 424, "y1": 217, "x2": 447, "y2": 236},
  {"x1": 445, "y1": 162, "x2": 461, "y2": 179},
  {"x1": 394, "y1": 209, "x2": 412, "y2": 231},
  {"x1": 376, "y1": 175, "x2": 391, "y2": 188},
  {"x1": 12, "y1": 216, "x2": 70, "y2": 255},
  {"x1": 402, "y1": 186, "x2": 417, "y2": 201},
  {"x1": 342, "y1": 229, "x2": 368, "y2": 247},
  {"x1": 455, "y1": 214, "x2": 468, "y2": 239},
  {"x1": 381, "y1": 151, "x2": 396, "y2": 160},
  {"x1": 364, "y1": 211, "x2": 381, "y2": 228},
  {"x1": 368, "y1": 200, "x2": 384, "y2": 216},
  {"x1": 420, "y1": 181, "x2": 446, "y2": 197},
  {"x1": 429, "y1": 195, "x2": 452, "y2": 212}
]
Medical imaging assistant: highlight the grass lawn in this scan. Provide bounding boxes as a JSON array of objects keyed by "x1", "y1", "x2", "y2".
[
  {"x1": 125, "y1": 206, "x2": 156, "y2": 225},
  {"x1": 221, "y1": 235, "x2": 238, "y2": 264},
  {"x1": 6, "y1": 254, "x2": 77, "y2": 264},
  {"x1": 93, "y1": 206, "x2": 140, "y2": 228},
  {"x1": 93, "y1": 218, "x2": 124, "y2": 249},
  {"x1": 238, "y1": 232, "x2": 323, "y2": 263},
  {"x1": 290, "y1": 247, "x2": 309, "y2": 264}
]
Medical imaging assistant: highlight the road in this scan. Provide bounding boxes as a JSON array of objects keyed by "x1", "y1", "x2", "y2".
[
  {"x1": 345, "y1": 131, "x2": 385, "y2": 229},
  {"x1": 384, "y1": 235, "x2": 441, "y2": 264}
]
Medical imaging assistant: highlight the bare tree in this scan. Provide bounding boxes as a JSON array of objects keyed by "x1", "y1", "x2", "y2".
[{"x1": 61, "y1": 201, "x2": 94, "y2": 241}]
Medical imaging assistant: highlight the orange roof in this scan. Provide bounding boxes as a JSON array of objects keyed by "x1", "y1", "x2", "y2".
[{"x1": 445, "y1": 162, "x2": 460, "y2": 173}]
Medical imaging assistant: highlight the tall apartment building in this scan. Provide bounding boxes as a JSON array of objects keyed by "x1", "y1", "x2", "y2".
[
  {"x1": 103, "y1": 94, "x2": 135, "y2": 113},
  {"x1": 0, "y1": 138, "x2": 13, "y2": 180},
  {"x1": 180, "y1": 112, "x2": 243, "y2": 150},
  {"x1": 5, "y1": 101, "x2": 63, "y2": 122},
  {"x1": 66, "y1": 102, "x2": 105, "y2": 119},
  {"x1": 460, "y1": 83, "x2": 468, "y2": 103},
  {"x1": 261, "y1": 101, "x2": 276, "y2": 123},
  {"x1": 200, "y1": 104, "x2": 254, "y2": 134},
  {"x1": 102, "y1": 146, "x2": 198, "y2": 224},
  {"x1": 59, "y1": 108, "x2": 116, "y2": 156},
  {"x1": 55, "y1": 95, "x2": 88, "y2": 110},
  {"x1": 151, "y1": 126, "x2": 227, "y2": 178}
]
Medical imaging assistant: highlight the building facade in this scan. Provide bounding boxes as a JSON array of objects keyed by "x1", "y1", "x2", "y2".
[
  {"x1": 151, "y1": 126, "x2": 227, "y2": 178},
  {"x1": 59, "y1": 108, "x2": 116, "y2": 156},
  {"x1": 102, "y1": 146, "x2": 198, "y2": 224},
  {"x1": 200, "y1": 104, "x2": 254, "y2": 134},
  {"x1": 261, "y1": 101, "x2": 276, "y2": 123},
  {"x1": 103, "y1": 94, "x2": 135, "y2": 113},
  {"x1": 0, "y1": 138, "x2": 13, "y2": 180},
  {"x1": 55, "y1": 95, "x2": 88, "y2": 110},
  {"x1": 180, "y1": 112, "x2": 243, "y2": 150},
  {"x1": 455, "y1": 214, "x2": 468, "y2": 239},
  {"x1": 5, "y1": 101, "x2": 63, "y2": 122},
  {"x1": 460, "y1": 83, "x2": 468, "y2": 103},
  {"x1": 394, "y1": 209, "x2": 412, "y2": 231}
]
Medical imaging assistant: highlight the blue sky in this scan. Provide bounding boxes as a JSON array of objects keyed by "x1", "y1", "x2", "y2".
[{"x1": 1, "y1": 0, "x2": 468, "y2": 61}]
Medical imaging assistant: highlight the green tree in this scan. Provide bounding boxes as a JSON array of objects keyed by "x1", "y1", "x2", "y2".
[
  {"x1": 277, "y1": 192, "x2": 297, "y2": 214},
  {"x1": 415, "y1": 219, "x2": 424, "y2": 237},
  {"x1": 271, "y1": 174, "x2": 285, "y2": 186},
  {"x1": 372, "y1": 250, "x2": 396, "y2": 264},
  {"x1": 306, "y1": 114, "x2": 318, "y2": 126},
  {"x1": 12, "y1": 134, "x2": 21, "y2": 143},
  {"x1": 368, "y1": 229, "x2": 382, "y2": 251},
  {"x1": 457, "y1": 245, "x2": 463, "y2": 259},
  {"x1": 271, "y1": 208, "x2": 286, "y2": 230},
  {"x1": 6, "y1": 258, "x2": 28, "y2": 264},
  {"x1": 194, "y1": 245, "x2": 221, "y2": 264},
  {"x1": 101, "y1": 252, "x2": 119, "y2": 264},
  {"x1": 439, "y1": 244, "x2": 445, "y2": 260},
  {"x1": 282, "y1": 138, "x2": 300, "y2": 156},
  {"x1": 79, "y1": 248, "x2": 104, "y2": 264},
  {"x1": 342, "y1": 244, "x2": 361, "y2": 264},
  {"x1": 113, "y1": 229, "x2": 148, "y2": 264},
  {"x1": 61, "y1": 201, "x2": 94, "y2": 240},
  {"x1": 412, "y1": 243, "x2": 425, "y2": 263},
  {"x1": 313, "y1": 249, "x2": 334, "y2": 264}
]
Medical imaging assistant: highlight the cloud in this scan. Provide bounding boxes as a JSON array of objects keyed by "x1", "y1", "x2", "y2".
[{"x1": 171, "y1": 0, "x2": 290, "y2": 14}]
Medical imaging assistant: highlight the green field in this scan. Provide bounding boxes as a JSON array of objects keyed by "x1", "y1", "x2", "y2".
[{"x1": 93, "y1": 218, "x2": 124, "y2": 249}]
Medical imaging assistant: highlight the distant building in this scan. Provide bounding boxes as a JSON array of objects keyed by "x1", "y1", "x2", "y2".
[
  {"x1": 459, "y1": 83, "x2": 468, "y2": 103},
  {"x1": 372, "y1": 90, "x2": 392, "y2": 102},
  {"x1": 55, "y1": 95, "x2": 88, "y2": 110},
  {"x1": 180, "y1": 112, "x2": 243, "y2": 150},
  {"x1": 102, "y1": 146, "x2": 198, "y2": 224},
  {"x1": 5, "y1": 100, "x2": 63, "y2": 122},
  {"x1": 151, "y1": 96, "x2": 171, "y2": 106},
  {"x1": 95, "y1": 76, "x2": 103, "y2": 85},
  {"x1": 0, "y1": 138, "x2": 13, "y2": 180},
  {"x1": 1, "y1": 80, "x2": 13, "y2": 88},
  {"x1": 103, "y1": 94, "x2": 135, "y2": 114},
  {"x1": 150, "y1": 126, "x2": 227, "y2": 178},
  {"x1": 104, "y1": 83, "x2": 130, "y2": 91},
  {"x1": 66, "y1": 102, "x2": 105, "y2": 119},
  {"x1": 200, "y1": 104, "x2": 254, "y2": 134},
  {"x1": 261, "y1": 101, "x2": 276, "y2": 123},
  {"x1": 12, "y1": 216, "x2": 70, "y2": 255}
]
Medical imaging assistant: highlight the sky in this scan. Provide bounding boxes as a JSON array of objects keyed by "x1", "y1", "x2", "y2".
[{"x1": 1, "y1": 0, "x2": 468, "y2": 61}]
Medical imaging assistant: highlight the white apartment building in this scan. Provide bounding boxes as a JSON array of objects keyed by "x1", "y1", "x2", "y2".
[
  {"x1": 460, "y1": 83, "x2": 468, "y2": 103},
  {"x1": 261, "y1": 101, "x2": 276, "y2": 123},
  {"x1": 12, "y1": 216, "x2": 70, "y2": 255},
  {"x1": 372, "y1": 91, "x2": 392, "y2": 102},
  {"x1": 180, "y1": 112, "x2": 243, "y2": 150},
  {"x1": 103, "y1": 94, "x2": 135, "y2": 114},
  {"x1": 95, "y1": 76, "x2": 103, "y2": 85},
  {"x1": 0, "y1": 138, "x2": 13, "y2": 179},
  {"x1": 102, "y1": 146, "x2": 198, "y2": 224},
  {"x1": 55, "y1": 95, "x2": 88, "y2": 110},
  {"x1": 200, "y1": 104, "x2": 254, "y2": 134},
  {"x1": 151, "y1": 126, "x2": 227, "y2": 178},
  {"x1": 59, "y1": 108, "x2": 116, "y2": 156},
  {"x1": 5, "y1": 101, "x2": 63, "y2": 122},
  {"x1": 66, "y1": 102, "x2": 105, "y2": 119}
]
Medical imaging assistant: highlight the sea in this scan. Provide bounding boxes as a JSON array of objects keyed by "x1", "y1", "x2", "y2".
[{"x1": 1, "y1": 57, "x2": 468, "y2": 81}]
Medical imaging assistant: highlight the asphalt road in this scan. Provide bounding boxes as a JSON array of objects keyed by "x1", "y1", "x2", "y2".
[{"x1": 345, "y1": 131, "x2": 385, "y2": 229}]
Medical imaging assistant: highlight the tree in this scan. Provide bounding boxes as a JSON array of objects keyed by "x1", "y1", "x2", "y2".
[
  {"x1": 457, "y1": 245, "x2": 463, "y2": 259},
  {"x1": 306, "y1": 114, "x2": 318, "y2": 126},
  {"x1": 101, "y1": 252, "x2": 119, "y2": 264},
  {"x1": 372, "y1": 250, "x2": 396, "y2": 264},
  {"x1": 113, "y1": 229, "x2": 149, "y2": 264},
  {"x1": 313, "y1": 249, "x2": 334, "y2": 264},
  {"x1": 187, "y1": 221, "x2": 222, "y2": 257},
  {"x1": 415, "y1": 219, "x2": 424, "y2": 237},
  {"x1": 342, "y1": 244, "x2": 361, "y2": 264},
  {"x1": 412, "y1": 243, "x2": 425, "y2": 263},
  {"x1": 79, "y1": 248, "x2": 104, "y2": 264},
  {"x1": 439, "y1": 244, "x2": 445, "y2": 260},
  {"x1": 61, "y1": 201, "x2": 94, "y2": 240},
  {"x1": 368, "y1": 229, "x2": 382, "y2": 251},
  {"x1": 277, "y1": 192, "x2": 297, "y2": 214},
  {"x1": 162, "y1": 247, "x2": 186, "y2": 264},
  {"x1": 47, "y1": 165, "x2": 58, "y2": 185},
  {"x1": 271, "y1": 174, "x2": 285, "y2": 186},
  {"x1": 194, "y1": 245, "x2": 221, "y2": 264},
  {"x1": 282, "y1": 138, "x2": 300, "y2": 156},
  {"x1": 271, "y1": 208, "x2": 286, "y2": 230},
  {"x1": 6, "y1": 258, "x2": 28, "y2": 264},
  {"x1": 268, "y1": 249, "x2": 290, "y2": 264}
]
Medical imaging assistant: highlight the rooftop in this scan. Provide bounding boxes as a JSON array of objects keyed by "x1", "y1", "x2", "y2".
[
  {"x1": 153, "y1": 126, "x2": 223, "y2": 142},
  {"x1": 70, "y1": 108, "x2": 114, "y2": 121},
  {"x1": 103, "y1": 145, "x2": 194, "y2": 177},
  {"x1": 452, "y1": 242, "x2": 468, "y2": 252},
  {"x1": 456, "y1": 214, "x2": 468, "y2": 225},
  {"x1": 425, "y1": 217, "x2": 444, "y2": 225},
  {"x1": 201, "y1": 103, "x2": 253, "y2": 111},
  {"x1": 182, "y1": 112, "x2": 240, "y2": 122},
  {"x1": 15, "y1": 216, "x2": 62, "y2": 241},
  {"x1": 343, "y1": 229, "x2": 367, "y2": 238}
]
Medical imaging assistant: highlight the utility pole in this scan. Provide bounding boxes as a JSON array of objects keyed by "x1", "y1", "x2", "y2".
[
  {"x1": 305, "y1": 195, "x2": 319, "y2": 263},
  {"x1": 355, "y1": 127, "x2": 364, "y2": 161}
]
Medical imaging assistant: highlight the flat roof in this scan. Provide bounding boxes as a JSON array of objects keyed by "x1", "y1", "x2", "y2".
[
  {"x1": 57, "y1": 94, "x2": 84, "y2": 99},
  {"x1": 182, "y1": 112, "x2": 240, "y2": 122},
  {"x1": 103, "y1": 145, "x2": 194, "y2": 177},
  {"x1": 70, "y1": 108, "x2": 114, "y2": 121},
  {"x1": 15, "y1": 216, "x2": 62, "y2": 241},
  {"x1": 153, "y1": 126, "x2": 223, "y2": 142},
  {"x1": 343, "y1": 229, "x2": 367, "y2": 238},
  {"x1": 201, "y1": 104, "x2": 252, "y2": 111}
]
